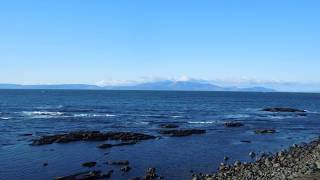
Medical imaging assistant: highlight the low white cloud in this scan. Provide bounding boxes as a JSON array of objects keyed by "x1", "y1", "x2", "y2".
[{"x1": 95, "y1": 76, "x2": 320, "y2": 92}]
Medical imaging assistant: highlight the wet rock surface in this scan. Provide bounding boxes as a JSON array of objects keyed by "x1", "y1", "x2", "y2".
[
  {"x1": 81, "y1": 162, "x2": 96, "y2": 168},
  {"x1": 193, "y1": 138, "x2": 320, "y2": 180},
  {"x1": 97, "y1": 141, "x2": 137, "y2": 149},
  {"x1": 32, "y1": 131, "x2": 156, "y2": 145},
  {"x1": 224, "y1": 121, "x2": 244, "y2": 127},
  {"x1": 107, "y1": 160, "x2": 129, "y2": 166},
  {"x1": 55, "y1": 170, "x2": 113, "y2": 180},
  {"x1": 97, "y1": 143, "x2": 113, "y2": 149},
  {"x1": 159, "y1": 124, "x2": 179, "y2": 129},
  {"x1": 144, "y1": 168, "x2": 160, "y2": 180},
  {"x1": 254, "y1": 129, "x2": 276, "y2": 134},
  {"x1": 158, "y1": 129, "x2": 206, "y2": 137},
  {"x1": 120, "y1": 165, "x2": 131, "y2": 172},
  {"x1": 262, "y1": 107, "x2": 306, "y2": 113}
]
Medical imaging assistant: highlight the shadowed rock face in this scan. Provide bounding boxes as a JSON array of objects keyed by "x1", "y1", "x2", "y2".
[
  {"x1": 158, "y1": 129, "x2": 206, "y2": 137},
  {"x1": 54, "y1": 170, "x2": 113, "y2": 180},
  {"x1": 262, "y1": 107, "x2": 306, "y2": 113},
  {"x1": 32, "y1": 131, "x2": 156, "y2": 145}
]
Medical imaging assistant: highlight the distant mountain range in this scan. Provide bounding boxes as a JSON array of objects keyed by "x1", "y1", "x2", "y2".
[{"x1": 0, "y1": 81, "x2": 276, "y2": 92}]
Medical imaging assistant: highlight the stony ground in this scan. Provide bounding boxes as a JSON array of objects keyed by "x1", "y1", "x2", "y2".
[{"x1": 193, "y1": 138, "x2": 320, "y2": 180}]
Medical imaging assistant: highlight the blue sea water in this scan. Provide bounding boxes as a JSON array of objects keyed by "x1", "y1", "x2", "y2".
[{"x1": 1, "y1": 90, "x2": 320, "y2": 180}]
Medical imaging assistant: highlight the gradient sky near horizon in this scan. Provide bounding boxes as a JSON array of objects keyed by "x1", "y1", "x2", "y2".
[{"x1": 0, "y1": 0, "x2": 319, "y2": 85}]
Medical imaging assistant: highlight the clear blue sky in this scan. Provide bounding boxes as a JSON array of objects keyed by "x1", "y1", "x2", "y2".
[{"x1": 0, "y1": 0, "x2": 319, "y2": 85}]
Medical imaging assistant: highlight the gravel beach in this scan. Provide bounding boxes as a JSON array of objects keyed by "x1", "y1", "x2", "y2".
[{"x1": 193, "y1": 138, "x2": 320, "y2": 180}]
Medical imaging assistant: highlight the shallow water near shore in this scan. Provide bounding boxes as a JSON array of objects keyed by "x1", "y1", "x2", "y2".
[{"x1": 1, "y1": 90, "x2": 320, "y2": 180}]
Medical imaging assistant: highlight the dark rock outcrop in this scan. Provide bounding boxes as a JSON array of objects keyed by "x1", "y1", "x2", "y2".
[
  {"x1": 120, "y1": 165, "x2": 131, "y2": 172},
  {"x1": 32, "y1": 131, "x2": 156, "y2": 145},
  {"x1": 262, "y1": 107, "x2": 306, "y2": 113},
  {"x1": 107, "y1": 160, "x2": 129, "y2": 166},
  {"x1": 254, "y1": 129, "x2": 276, "y2": 134},
  {"x1": 82, "y1": 162, "x2": 97, "y2": 168},
  {"x1": 144, "y1": 168, "x2": 158, "y2": 180},
  {"x1": 158, "y1": 129, "x2": 206, "y2": 137},
  {"x1": 159, "y1": 124, "x2": 179, "y2": 129},
  {"x1": 55, "y1": 170, "x2": 113, "y2": 180},
  {"x1": 97, "y1": 144, "x2": 113, "y2": 149}
]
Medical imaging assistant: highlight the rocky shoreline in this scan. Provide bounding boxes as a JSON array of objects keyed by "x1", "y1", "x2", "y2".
[
  {"x1": 193, "y1": 137, "x2": 320, "y2": 180},
  {"x1": 28, "y1": 107, "x2": 315, "y2": 180}
]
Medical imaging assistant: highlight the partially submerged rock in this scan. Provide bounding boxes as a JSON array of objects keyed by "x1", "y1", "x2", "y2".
[
  {"x1": 32, "y1": 131, "x2": 156, "y2": 145},
  {"x1": 82, "y1": 162, "x2": 96, "y2": 168},
  {"x1": 262, "y1": 107, "x2": 306, "y2": 113},
  {"x1": 97, "y1": 141, "x2": 137, "y2": 149},
  {"x1": 144, "y1": 168, "x2": 158, "y2": 180},
  {"x1": 158, "y1": 129, "x2": 206, "y2": 137},
  {"x1": 297, "y1": 113, "x2": 307, "y2": 117},
  {"x1": 159, "y1": 124, "x2": 179, "y2": 129},
  {"x1": 107, "y1": 160, "x2": 129, "y2": 166},
  {"x1": 97, "y1": 144, "x2": 113, "y2": 149},
  {"x1": 130, "y1": 177, "x2": 141, "y2": 180},
  {"x1": 120, "y1": 165, "x2": 131, "y2": 172},
  {"x1": 55, "y1": 170, "x2": 113, "y2": 180},
  {"x1": 224, "y1": 121, "x2": 244, "y2": 127},
  {"x1": 249, "y1": 152, "x2": 256, "y2": 158},
  {"x1": 254, "y1": 129, "x2": 276, "y2": 134}
]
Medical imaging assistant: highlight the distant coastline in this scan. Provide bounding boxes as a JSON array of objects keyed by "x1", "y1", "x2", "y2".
[{"x1": 0, "y1": 81, "x2": 275, "y2": 92}]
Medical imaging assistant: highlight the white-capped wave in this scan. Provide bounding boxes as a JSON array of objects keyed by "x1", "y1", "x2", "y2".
[
  {"x1": 171, "y1": 115, "x2": 184, "y2": 118},
  {"x1": 188, "y1": 121, "x2": 217, "y2": 124},
  {"x1": 23, "y1": 111, "x2": 64, "y2": 116},
  {"x1": 266, "y1": 115, "x2": 296, "y2": 120},
  {"x1": 21, "y1": 111, "x2": 64, "y2": 118},
  {"x1": 0, "y1": 117, "x2": 11, "y2": 120},
  {"x1": 305, "y1": 110, "x2": 319, "y2": 114},
  {"x1": 224, "y1": 114, "x2": 251, "y2": 119},
  {"x1": 134, "y1": 121, "x2": 149, "y2": 125},
  {"x1": 36, "y1": 105, "x2": 64, "y2": 109},
  {"x1": 73, "y1": 113, "x2": 116, "y2": 117},
  {"x1": 132, "y1": 114, "x2": 184, "y2": 118}
]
